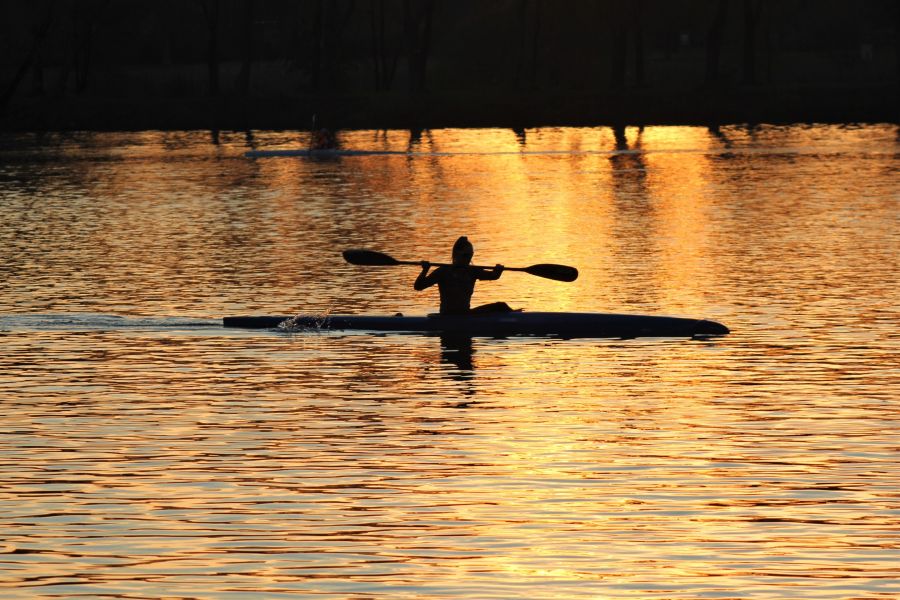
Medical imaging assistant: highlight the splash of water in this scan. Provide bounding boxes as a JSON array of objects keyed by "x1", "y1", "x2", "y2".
[{"x1": 277, "y1": 309, "x2": 333, "y2": 332}]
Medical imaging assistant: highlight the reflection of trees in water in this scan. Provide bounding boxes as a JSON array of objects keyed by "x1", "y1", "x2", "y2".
[
  {"x1": 609, "y1": 125, "x2": 647, "y2": 181},
  {"x1": 608, "y1": 125, "x2": 649, "y2": 235},
  {"x1": 513, "y1": 126, "x2": 527, "y2": 146},
  {"x1": 608, "y1": 125, "x2": 654, "y2": 306}
]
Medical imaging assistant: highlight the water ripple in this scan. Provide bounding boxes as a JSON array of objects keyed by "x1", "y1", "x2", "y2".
[{"x1": 1, "y1": 125, "x2": 898, "y2": 598}]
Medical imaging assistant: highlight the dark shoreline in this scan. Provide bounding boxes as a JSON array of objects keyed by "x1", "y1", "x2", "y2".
[{"x1": 3, "y1": 84, "x2": 897, "y2": 132}]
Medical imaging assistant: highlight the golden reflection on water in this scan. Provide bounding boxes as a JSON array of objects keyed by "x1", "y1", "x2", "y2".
[{"x1": 1, "y1": 125, "x2": 899, "y2": 598}]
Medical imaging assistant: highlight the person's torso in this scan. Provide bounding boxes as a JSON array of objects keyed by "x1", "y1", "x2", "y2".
[{"x1": 435, "y1": 266, "x2": 480, "y2": 314}]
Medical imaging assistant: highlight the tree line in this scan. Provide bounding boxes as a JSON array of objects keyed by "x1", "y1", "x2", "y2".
[{"x1": 2, "y1": 0, "x2": 898, "y2": 111}]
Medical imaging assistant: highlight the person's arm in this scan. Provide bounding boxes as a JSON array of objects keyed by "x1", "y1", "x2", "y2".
[
  {"x1": 477, "y1": 264, "x2": 504, "y2": 281},
  {"x1": 414, "y1": 262, "x2": 440, "y2": 290}
]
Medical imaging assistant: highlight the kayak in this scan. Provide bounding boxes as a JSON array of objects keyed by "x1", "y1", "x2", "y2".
[
  {"x1": 245, "y1": 148, "x2": 407, "y2": 158},
  {"x1": 222, "y1": 312, "x2": 729, "y2": 339}
]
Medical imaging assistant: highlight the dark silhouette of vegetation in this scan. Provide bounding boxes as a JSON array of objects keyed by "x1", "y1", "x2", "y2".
[
  {"x1": 236, "y1": 0, "x2": 254, "y2": 95},
  {"x1": 369, "y1": 0, "x2": 401, "y2": 90},
  {"x1": 194, "y1": 0, "x2": 221, "y2": 96},
  {"x1": 633, "y1": 0, "x2": 646, "y2": 87},
  {"x1": 606, "y1": 0, "x2": 646, "y2": 89},
  {"x1": 705, "y1": 0, "x2": 730, "y2": 85},
  {"x1": 742, "y1": 0, "x2": 763, "y2": 84},
  {"x1": 46, "y1": 0, "x2": 109, "y2": 96},
  {"x1": 403, "y1": 0, "x2": 435, "y2": 93},
  {"x1": 0, "y1": 0, "x2": 896, "y2": 129},
  {"x1": 895, "y1": 1, "x2": 900, "y2": 84},
  {"x1": 608, "y1": 3, "x2": 628, "y2": 89},
  {"x1": 1, "y1": 3, "x2": 53, "y2": 110},
  {"x1": 512, "y1": 0, "x2": 543, "y2": 90}
]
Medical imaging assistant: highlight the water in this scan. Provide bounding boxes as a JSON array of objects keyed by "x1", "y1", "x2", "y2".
[{"x1": 1, "y1": 125, "x2": 898, "y2": 598}]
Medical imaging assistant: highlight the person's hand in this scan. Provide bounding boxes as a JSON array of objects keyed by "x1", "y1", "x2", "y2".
[
  {"x1": 494, "y1": 264, "x2": 504, "y2": 273},
  {"x1": 420, "y1": 260, "x2": 431, "y2": 271}
]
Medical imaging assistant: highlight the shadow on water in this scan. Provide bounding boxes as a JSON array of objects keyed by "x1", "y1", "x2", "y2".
[{"x1": 439, "y1": 334, "x2": 475, "y2": 381}]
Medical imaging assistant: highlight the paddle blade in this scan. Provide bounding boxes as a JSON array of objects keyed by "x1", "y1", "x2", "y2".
[
  {"x1": 523, "y1": 263, "x2": 579, "y2": 282},
  {"x1": 342, "y1": 249, "x2": 400, "y2": 266}
]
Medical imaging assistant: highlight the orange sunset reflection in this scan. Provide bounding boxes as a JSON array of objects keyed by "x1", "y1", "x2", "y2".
[
  {"x1": 2, "y1": 123, "x2": 899, "y2": 597},
  {"x1": 32, "y1": 126, "x2": 754, "y2": 318}
]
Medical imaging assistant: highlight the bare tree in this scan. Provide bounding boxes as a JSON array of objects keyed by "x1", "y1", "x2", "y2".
[
  {"x1": 632, "y1": 0, "x2": 646, "y2": 87},
  {"x1": 607, "y1": 2, "x2": 628, "y2": 89},
  {"x1": 894, "y1": 0, "x2": 900, "y2": 85},
  {"x1": 1, "y1": 3, "x2": 54, "y2": 111},
  {"x1": 742, "y1": 0, "x2": 763, "y2": 84},
  {"x1": 369, "y1": 0, "x2": 400, "y2": 90},
  {"x1": 236, "y1": 0, "x2": 254, "y2": 96},
  {"x1": 403, "y1": 0, "x2": 435, "y2": 93},
  {"x1": 705, "y1": 0, "x2": 730, "y2": 85},
  {"x1": 72, "y1": 0, "x2": 109, "y2": 93},
  {"x1": 310, "y1": 0, "x2": 356, "y2": 91},
  {"x1": 528, "y1": 0, "x2": 542, "y2": 89},
  {"x1": 310, "y1": 0, "x2": 325, "y2": 90},
  {"x1": 31, "y1": 38, "x2": 46, "y2": 96},
  {"x1": 513, "y1": 0, "x2": 542, "y2": 90},
  {"x1": 194, "y1": 0, "x2": 221, "y2": 96}
]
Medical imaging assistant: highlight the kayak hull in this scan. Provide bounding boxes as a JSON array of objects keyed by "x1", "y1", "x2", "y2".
[{"x1": 222, "y1": 312, "x2": 729, "y2": 338}]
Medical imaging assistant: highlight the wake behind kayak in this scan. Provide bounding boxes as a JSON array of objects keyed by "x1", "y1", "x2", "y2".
[{"x1": 222, "y1": 312, "x2": 729, "y2": 339}]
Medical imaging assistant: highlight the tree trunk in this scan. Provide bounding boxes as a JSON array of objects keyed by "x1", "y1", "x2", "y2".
[
  {"x1": 311, "y1": 0, "x2": 324, "y2": 91},
  {"x1": 197, "y1": 0, "x2": 221, "y2": 96},
  {"x1": 608, "y1": 3, "x2": 628, "y2": 89},
  {"x1": 74, "y1": 35, "x2": 92, "y2": 93},
  {"x1": 329, "y1": 0, "x2": 357, "y2": 90},
  {"x1": 764, "y1": 3, "x2": 775, "y2": 83},
  {"x1": 236, "y1": 0, "x2": 254, "y2": 96},
  {"x1": 632, "y1": 0, "x2": 645, "y2": 87},
  {"x1": 403, "y1": 0, "x2": 435, "y2": 93},
  {"x1": 369, "y1": 0, "x2": 384, "y2": 89},
  {"x1": 895, "y1": 2, "x2": 900, "y2": 86},
  {"x1": 705, "y1": 0, "x2": 730, "y2": 85},
  {"x1": 513, "y1": 0, "x2": 528, "y2": 89},
  {"x1": 1, "y1": 8, "x2": 54, "y2": 111},
  {"x1": 208, "y1": 27, "x2": 219, "y2": 96},
  {"x1": 31, "y1": 49, "x2": 45, "y2": 96},
  {"x1": 512, "y1": 0, "x2": 542, "y2": 90},
  {"x1": 370, "y1": 0, "x2": 399, "y2": 90},
  {"x1": 383, "y1": 1, "x2": 400, "y2": 90},
  {"x1": 742, "y1": 0, "x2": 763, "y2": 85},
  {"x1": 416, "y1": 0, "x2": 434, "y2": 91},
  {"x1": 76, "y1": 0, "x2": 109, "y2": 94},
  {"x1": 529, "y1": 0, "x2": 542, "y2": 89}
]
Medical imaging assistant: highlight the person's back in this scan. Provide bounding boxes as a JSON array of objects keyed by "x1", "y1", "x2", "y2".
[
  {"x1": 421, "y1": 264, "x2": 480, "y2": 314},
  {"x1": 414, "y1": 236, "x2": 507, "y2": 315}
]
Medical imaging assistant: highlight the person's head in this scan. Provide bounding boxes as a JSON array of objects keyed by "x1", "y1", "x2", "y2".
[{"x1": 452, "y1": 236, "x2": 474, "y2": 266}]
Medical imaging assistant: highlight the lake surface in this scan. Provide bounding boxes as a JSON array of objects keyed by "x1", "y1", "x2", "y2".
[{"x1": 1, "y1": 125, "x2": 898, "y2": 599}]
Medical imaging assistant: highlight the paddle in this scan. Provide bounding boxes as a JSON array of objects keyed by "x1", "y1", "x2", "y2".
[{"x1": 342, "y1": 249, "x2": 578, "y2": 282}]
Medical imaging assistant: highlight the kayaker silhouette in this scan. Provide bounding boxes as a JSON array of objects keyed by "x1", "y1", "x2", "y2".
[{"x1": 414, "y1": 236, "x2": 512, "y2": 315}]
